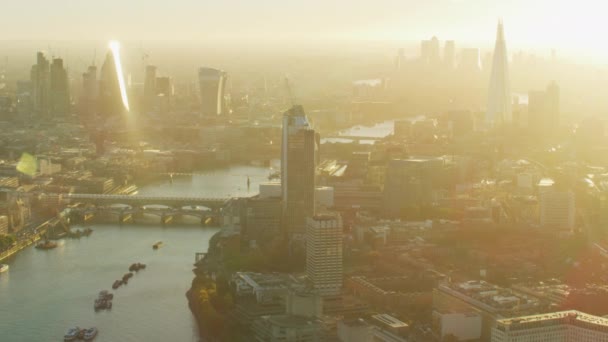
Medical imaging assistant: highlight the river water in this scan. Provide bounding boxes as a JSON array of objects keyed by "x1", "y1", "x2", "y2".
[{"x1": 0, "y1": 164, "x2": 272, "y2": 342}]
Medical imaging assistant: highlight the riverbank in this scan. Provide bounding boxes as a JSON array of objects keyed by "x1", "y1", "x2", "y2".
[{"x1": 0, "y1": 222, "x2": 48, "y2": 263}]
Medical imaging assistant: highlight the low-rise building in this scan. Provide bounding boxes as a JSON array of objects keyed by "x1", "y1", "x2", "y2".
[{"x1": 492, "y1": 310, "x2": 608, "y2": 341}]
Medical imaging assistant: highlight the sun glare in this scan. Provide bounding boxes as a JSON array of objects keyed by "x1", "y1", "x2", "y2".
[{"x1": 109, "y1": 40, "x2": 130, "y2": 111}]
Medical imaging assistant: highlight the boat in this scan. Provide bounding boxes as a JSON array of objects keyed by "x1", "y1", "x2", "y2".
[
  {"x1": 0, "y1": 264, "x2": 8, "y2": 273},
  {"x1": 35, "y1": 240, "x2": 57, "y2": 250},
  {"x1": 129, "y1": 263, "x2": 146, "y2": 272},
  {"x1": 153, "y1": 241, "x2": 163, "y2": 250},
  {"x1": 94, "y1": 298, "x2": 112, "y2": 311},
  {"x1": 83, "y1": 327, "x2": 98, "y2": 341},
  {"x1": 98, "y1": 290, "x2": 113, "y2": 300},
  {"x1": 122, "y1": 272, "x2": 133, "y2": 282},
  {"x1": 64, "y1": 327, "x2": 80, "y2": 341}
]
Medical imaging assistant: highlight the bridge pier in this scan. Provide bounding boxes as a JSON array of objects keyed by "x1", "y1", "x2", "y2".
[
  {"x1": 161, "y1": 214, "x2": 173, "y2": 226},
  {"x1": 119, "y1": 213, "x2": 133, "y2": 225},
  {"x1": 83, "y1": 213, "x2": 95, "y2": 222}
]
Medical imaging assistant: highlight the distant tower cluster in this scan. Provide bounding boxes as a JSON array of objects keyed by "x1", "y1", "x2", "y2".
[
  {"x1": 281, "y1": 105, "x2": 319, "y2": 242},
  {"x1": 198, "y1": 67, "x2": 228, "y2": 118},
  {"x1": 30, "y1": 52, "x2": 70, "y2": 118},
  {"x1": 486, "y1": 21, "x2": 512, "y2": 126},
  {"x1": 419, "y1": 36, "x2": 455, "y2": 69},
  {"x1": 143, "y1": 65, "x2": 174, "y2": 114}
]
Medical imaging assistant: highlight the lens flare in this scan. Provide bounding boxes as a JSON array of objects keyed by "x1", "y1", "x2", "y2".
[{"x1": 109, "y1": 40, "x2": 130, "y2": 111}]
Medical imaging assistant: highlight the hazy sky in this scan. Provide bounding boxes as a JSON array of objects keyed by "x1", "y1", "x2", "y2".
[{"x1": 3, "y1": 0, "x2": 607, "y2": 59}]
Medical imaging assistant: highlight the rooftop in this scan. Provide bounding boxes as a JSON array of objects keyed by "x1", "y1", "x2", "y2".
[{"x1": 497, "y1": 310, "x2": 608, "y2": 328}]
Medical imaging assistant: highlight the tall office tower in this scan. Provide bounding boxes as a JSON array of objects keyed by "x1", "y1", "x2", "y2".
[
  {"x1": 198, "y1": 67, "x2": 228, "y2": 118},
  {"x1": 80, "y1": 66, "x2": 98, "y2": 118},
  {"x1": 395, "y1": 48, "x2": 405, "y2": 71},
  {"x1": 49, "y1": 58, "x2": 70, "y2": 116},
  {"x1": 444, "y1": 40, "x2": 455, "y2": 69},
  {"x1": 30, "y1": 52, "x2": 50, "y2": 118},
  {"x1": 528, "y1": 81, "x2": 560, "y2": 135},
  {"x1": 98, "y1": 50, "x2": 127, "y2": 118},
  {"x1": 143, "y1": 65, "x2": 157, "y2": 113},
  {"x1": 306, "y1": 214, "x2": 343, "y2": 296},
  {"x1": 155, "y1": 76, "x2": 173, "y2": 113},
  {"x1": 538, "y1": 178, "x2": 574, "y2": 230},
  {"x1": 421, "y1": 36, "x2": 441, "y2": 66},
  {"x1": 546, "y1": 81, "x2": 560, "y2": 129},
  {"x1": 486, "y1": 21, "x2": 512, "y2": 126},
  {"x1": 281, "y1": 105, "x2": 319, "y2": 242},
  {"x1": 459, "y1": 48, "x2": 481, "y2": 73}
]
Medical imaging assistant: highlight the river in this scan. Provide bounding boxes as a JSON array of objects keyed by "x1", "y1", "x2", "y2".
[
  {"x1": 321, "y1": 117, "x2": 426, "y2": 145},
  {"x1": 0, "y1": 164, "x2": 273, "y2": 342}
]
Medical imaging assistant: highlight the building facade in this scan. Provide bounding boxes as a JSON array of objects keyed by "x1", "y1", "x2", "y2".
[
  {"x1": 198, "y1": 67, "x2": 228, "y2": 118},
  {"x1": 282, "y1": 105, "x2": 319, "y2": 241},
  {"x1": 492, "y1": 311, "x2": 608, "y2": 342},
  {"x1": 306, "y1": 214, "x2": 343, "y2": 296}
]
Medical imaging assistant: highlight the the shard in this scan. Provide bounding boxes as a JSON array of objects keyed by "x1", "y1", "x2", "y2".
[{"x1": 486, "y1": 21, "x2": 512, "y2": 126}]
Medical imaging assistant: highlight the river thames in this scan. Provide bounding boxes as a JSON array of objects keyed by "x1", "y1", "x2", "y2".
[{"x1": 0, "y1": 164, "x2": 272, "y2": 342}]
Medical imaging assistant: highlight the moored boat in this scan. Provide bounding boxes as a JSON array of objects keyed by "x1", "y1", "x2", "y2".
[
  {"x1": 83, "y1": 327, "x2": 98, "y2": 341},
  {"x1": 94, "y1": 298, "x2": 112, "y2": 311},
  {"x1": 35, "y1": 240, "x2": 57, "y2": 250},
  {"x1": 63, "y1": 327, "x2": 80, "y2": 341},
  {"x1": 98, "y1": 290, "x2": 113, "y2": 300},
  {"x1": 153, "y1": 241, "x2": 163, "y2": 250},
  {"x1": 129, "y1": 262, "x2": 146, "y2": 272},
  {"x1": 0, "y1": 264, "x2": 9, "y2": 273}
]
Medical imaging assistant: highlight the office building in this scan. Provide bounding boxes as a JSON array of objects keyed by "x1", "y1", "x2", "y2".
[
  {"x1": 486, "y1": 21, "x2": 512, "y2": 126},
  {"x1": 80, "y1": 65, "x2": 98, "y2": 117},
  {"x1": 99, "y1": 49, "x2": 127, "y2": 118},
  {"x1": 432, "y1": 310, "x2": 482, "y2": 341},
  {"x1": 528, "y1": 81, "x2": 560, "y2": 135},
  {"x1": 306, "y1": 214, "x2": 343, "y2": 296},
  {"x1": 538, "y1": 178, "x2": 575, "y2": 230},
  {"x1": 434, "y1": 280, "x2": 541, "y2": 340},
  {"x1": 395, "y1": 48, "x2": 405, "y2": 71},
  {"x1": 421, "y1": 36, "x2": 440, "y2": 66},
  {"x1": 198, "y1": 67, "x2": 228, "y2": 117},
  {"x1": 49, "y1": 58, "x2": 70, "y2": 116},
  {"x1": 30, "y1": 52, "x2": 50, "y2": 118},
  {"x1": 492, "y1": 311, "x2": 608, "y2": 342},
  {"x1": 143, "y1": 65, "x2": 157, "y2": 113},
  {"x1": 282, "y1": 105, "x2": 319, "y2": 241}
]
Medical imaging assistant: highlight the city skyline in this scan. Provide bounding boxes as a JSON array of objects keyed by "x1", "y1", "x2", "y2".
[{"x1": 2, "y1": 1, "x2": 608, "y2": 62}]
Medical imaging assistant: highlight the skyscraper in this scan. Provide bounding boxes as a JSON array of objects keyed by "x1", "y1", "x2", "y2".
[
  {"x1": 198, "y1": 67, "x2": 228, "y2": 118},
  {"x1": 98, "y1": 50, "x2": 127, "y2": 118},
  {"x1": 281, "y1": 105, "x2": 319, "y2": 242},
  {"x1": 30, "y1": 52, "x2": 50, "y2": 118},
  {"x1": 421, "y1": 36, "x2": 440, "y2": 66},
  {"x1": 306, "y1": 214, "x2": 343, "y2": 296},
  {"x1": 486, "y1": 21, "x2": 512, "y2": 126},
  {"x1": 49, "y1": 58, "x2": 70, "y2": 116},
  {"x1": 528, "y1": 81, "x2": 560, "y2": 135},
  {"x1": 143, "y1": 65, "x2": 157, "y2": 113}
]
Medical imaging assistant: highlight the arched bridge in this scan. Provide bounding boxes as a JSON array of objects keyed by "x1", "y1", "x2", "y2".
[{"x1": 62, "y1": 193, "x2": 230, "y2": 211}]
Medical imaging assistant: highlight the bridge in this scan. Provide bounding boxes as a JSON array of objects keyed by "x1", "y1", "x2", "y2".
[
  {"x1": 61, "y1": 193, "x2": 230, "y2": 211},
  {"x1": 322, "y1": 135, "x2": 384, "y2": 143}
]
